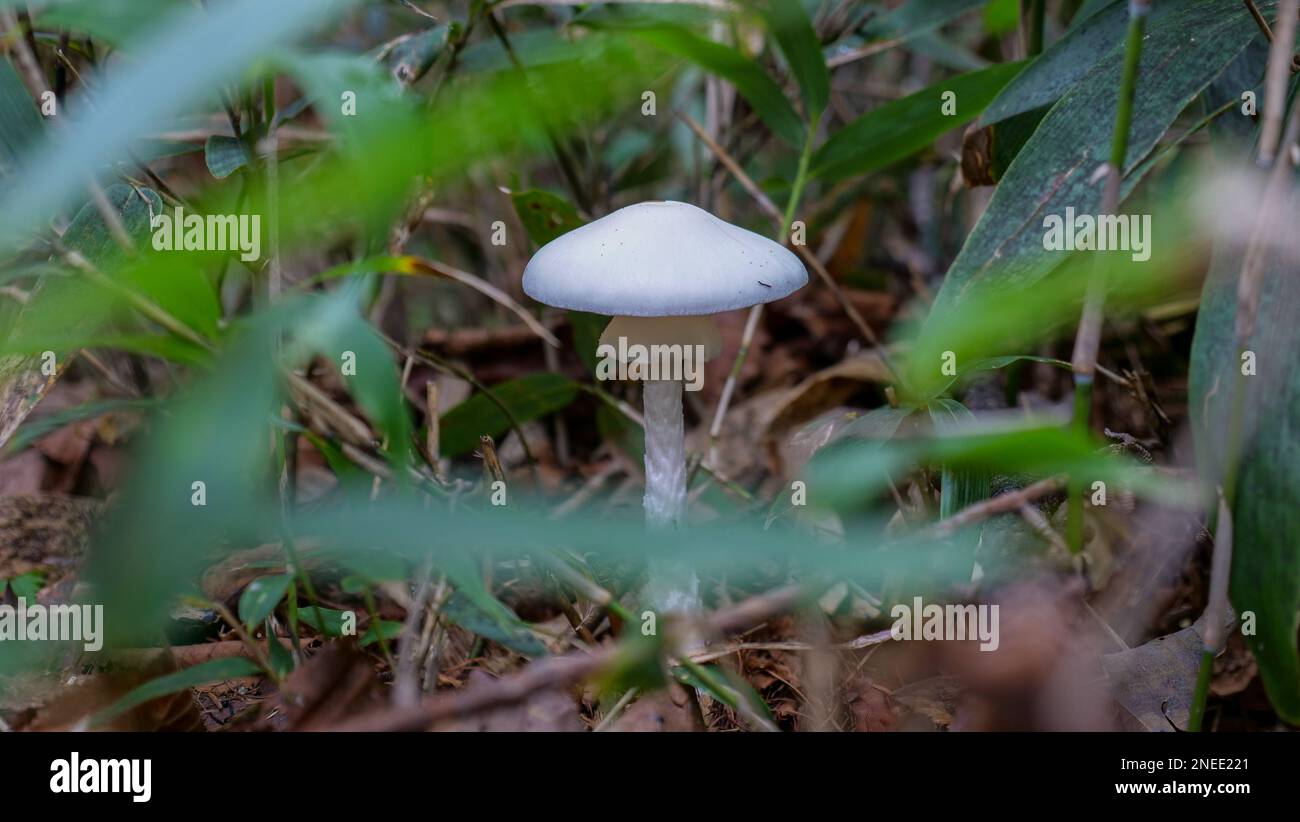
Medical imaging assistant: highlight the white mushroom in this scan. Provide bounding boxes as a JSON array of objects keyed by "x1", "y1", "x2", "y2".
[{"x1": 523, "y1": 201, "x2": 807, "y2": 604}]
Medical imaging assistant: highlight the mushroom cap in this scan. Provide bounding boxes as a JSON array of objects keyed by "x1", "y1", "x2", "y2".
[{"x1": 522, "y1": 200, "x2": 807, "y2": 317}]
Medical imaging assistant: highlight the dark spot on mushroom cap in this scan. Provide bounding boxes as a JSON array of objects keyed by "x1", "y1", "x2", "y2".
[{"x1": 758, "y1": 281, "x2": 771, "y2": 288}]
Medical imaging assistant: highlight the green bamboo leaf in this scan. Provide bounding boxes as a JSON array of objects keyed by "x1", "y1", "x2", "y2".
[
  {"x1": 94, "y1": 657, "x2": 262, "y2": 723},
  {"x1": 508, "y1": 190, "x2": 607, "y2": 374},
  {"x1": 114, "y1": 253, "x2": 222, "y2": 342},
  {"x1": 860, "y1": 0, "x2": 990, "y2": 42},
  {"x1": 274, "y1": 50, "x2": 408, "y2": 135},
  {"x1": 1189, "y1": 194, "x2": 1300, "y2": 724},
  {"x1": 811, "y1": 420, "x2": 1179, "y2": 513},
  {"x1": 811, "y1": 61, "x2": 1025, "y2": 182},
  {"x1": 6, "y1": 397, "x2": 157, "y2": 454},
  {"x1": 833, "y1": 404, "x2": 917, "y2": 443},
  {"x1": 930, "y1": 354, "x2": 1070, "y2": 399},
  {"x1": 930, "y1": 0, "x2": 1269, "y2": 321},
  {"x1": 674, "y1": 662, "x2": 773, "y2": 723},
  {"x1": 606, "y1": 23, "x2": 804, "y2": 146},
  {"x1": 1069, "y1": 0, "x2": 1122, "y2": 31},
  {"x1": 203, "y1": 135, "x2": 249, "y2": 179},
  {"x1": 0, "y1": 0, "x2": 359, "y2": 252},
  {"x1": 510, "y1": 188, "x2": 584, "y2": 246},
  {"x1": 0, "y1": 58, "x2": 42, "y2": 174},
  {"x1": 441, "y1": 591, "x2": 547, "y2": 657},
  {"x1": 439, "y1": 373, "x2": 578, "y2": 457},
  {"x1": 33, "y1": 0, "x2": 189, "y2": 46},
  {"x1": 70, "y1": 293, "x2": 403, "y2": 648},
  {"x1": 62, "y1": 183, "x2": 161, "y2": 268},
  {"x1": 757, "y1": 0, "x2": 828, "y2": 120},
  {"x1": 266, "y1": 632, "x2": 295, "y2": 678},
  {"x1": 2, "y1": 570, "x2": 45, "y2": 600},
  {"x1": 359, "y1": 619, "x2": 404, "y2": 648},
  {"x1": 297, "y1": 606, "x2": 352, "y2": 636},
  {"x1": 289, "y1": 286, "x2": 415, "y2": 470},
  {"x1": 237, "y1": 574, "x2": 294, "y2": 629},
  {"x1": 383, "y1": 23, "x2": 453, "y2": 86},
  {"x1": 0, "y1": 333, "x2": 210, "y2": 365},
  {"x1": 927, "y1": 398, "x2": 989, "y2": 519},
  {"x1": 979, "y1": 0, "x2": 1129, "y2": 126}
]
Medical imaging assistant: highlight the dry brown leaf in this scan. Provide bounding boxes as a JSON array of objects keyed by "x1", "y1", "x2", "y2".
[
  {"x1": 0, "y1": 354, "x2": 63, "y2": 452},
  {"x1": 268, "y1": 641, "x2": 386, "y2": 731},
  {"x1": 1100, "y1": 613, "x2": 1234, "y2": 732},
  {"x1": 843, "y1": 677, "x2": 901, "y2": 732},
  {"x1": 608, "y1": 681, "x2": 701, "y2": 732}
]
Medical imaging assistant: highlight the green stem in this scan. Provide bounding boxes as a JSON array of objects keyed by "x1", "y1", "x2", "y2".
[
  {"x1": 1026, "y1": 0, "x2": 1046, "y2": 56},
  {"x1": 362, "y1": 584, "x2": 395, "y2": 669},
  {"x1": 1108, "y1": 7, "x2": 1147, "y2": 172},
  {"x1": 1187, "y1": 649, "x2": 1216, "y2": 731},
  {"x1": 1066, "y1": 1, "x2": 1148, "y2": 553},
  {"x1": 781, "y1": 134, "x2": 815, "y2": 239}
]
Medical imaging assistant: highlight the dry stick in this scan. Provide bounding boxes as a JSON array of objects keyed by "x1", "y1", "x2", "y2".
[
  {"x1": 925, "y1": 475, "x2": 1062, "y2": 538},
  {"x1": 424, "y1": 380, "x2": 445, "y2": 481},
  {"x1": 1019, "y1": 503, "x2": 1068, "y2": 553},
  {"x1": 592, "y1": 687, "x2": 638, "y2": 731},
  {"x1": 393, "y1": 557, "x2": 437, "y2": 701},
  {"x1": 688, "y1": 629, "x2": 894, "y2": 664},
  {"x1": 676, "y1": 111, "x2": 900, "y2": 478},
  {"x1": 1066, "y1": 0, "x2": 1149, "y2": 554},
  {"x1": 1242, "y1": 0, "x2": 1300, "y2": 74},
  {"x1": 96, "y1": 638, "x2": 315, "y2": 670},
  {"x1": 677, "y1": 112, "x2": 898, "y2": 361},
  {"x1": 328, "y1": 583, "x2": 808, "y2": 731},
  {"x1": 1084, "y1": 600, "x2": 1130, "y2": 652},
  {"x1": 1189, "y1": 491, "x2": 1234, "y2": 730},
  {"x1": 1258, "y1": 0, "x2": 1300, "y2": 166},
  {"x1": 551, "y1": 461, "x2": 621, "y2": 519},
  {"x1": 420, "y1": 577, "x2": 451, "y2": 693},
  {"x1": 1, "y1": 10, "x2": 43, "y2": 98},
  {"x1": 1188, "y1": 76, "x2": 1300, "y2": 732},
  {"x1": 378, "y1": 329, "x2": 539, "y2": 469},
  {"x1": 414, "y1": 258, "x2": 560, "y2": 348},
  {"x1": 826, "y1": 37, "x2": 902, "y2": 69},
  {"x1": 207, "y1": 600, "x2": 273, "y2": 674}
]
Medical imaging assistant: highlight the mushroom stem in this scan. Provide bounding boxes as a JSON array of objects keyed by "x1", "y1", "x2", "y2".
[
  {"x1": 642, "y1": 377, "x2": 700, "y2": 612},
  {"x1": 642, "y1": 378, "x2": 687, "y2": 527}
]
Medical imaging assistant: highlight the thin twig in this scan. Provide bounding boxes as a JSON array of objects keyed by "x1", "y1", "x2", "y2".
[
  {"x1": 328, "y1": 583, "x2": 809, "y2": 731},
  {"x1": 414, "y1": 258, "x2": 560, "y2": 348},
  {"x1": 676, "y1": 111, "x2": 897, "y2": 374},
  {"x1": 1258, "y1": 0, "x2": 1300, "y2": 166},
  {"x1": 926, "y1": 476, "x2": 1063, "y2": 538},
  {"x1": 826, "y1": 38, "x2": 902, "y2": 69},
  {"x1": 1242, "y1": 0, "x2": 1300, "y2": 73},
  {"x1": 592, "y1": 687, "x2": 638, "y2": 731}
]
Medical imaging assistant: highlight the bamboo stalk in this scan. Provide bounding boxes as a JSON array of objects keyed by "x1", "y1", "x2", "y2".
[{"x1": 1066, "y1": 0, "x2": 1150, "y2": 553}]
